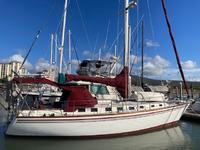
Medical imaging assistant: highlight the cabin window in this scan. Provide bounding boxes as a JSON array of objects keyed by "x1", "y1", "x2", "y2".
[
  {"x1": 129, "y1": 107, "x2": 135, "y2": 110},
  {"x1": 105, "y1": 107, "x2": 112, "y2": 112},
  {"x1": 90, "y1": 85, "x2": 109, "y2": 95},
  {"x1": 78, "y1": 108, "x2": 86, "y2": 112},
  {"x1": 117, "y1": 107, "x2": 123, "y2": 112},
  {"x1": 151, "y1": 105, "x2": 155, "y2": 108},
  {"x1": 140, "y1": 106, "x2": 144, "y2": 109},
  {"x1": 91, "y1": 108, "x2": 98, "y2": 112},
  {"x1": 159, "y1": 104, "x2": 163, "y2": 107}
]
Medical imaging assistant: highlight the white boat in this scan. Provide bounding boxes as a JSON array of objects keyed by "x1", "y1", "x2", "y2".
[
  {"x1": 6, "y1": 101, "x2": 187, "y2": 137},
  {"x1": 6, "y1": 0, "x2": 190, "y2": 137}
]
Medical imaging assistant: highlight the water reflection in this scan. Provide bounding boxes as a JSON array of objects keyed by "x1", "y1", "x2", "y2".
[
  {"x1": 3, "y1": 126, "x2": 191, "y2": 150},
  {"x1": 0, "y1": 108, "x2": 7, "y2": 150}
]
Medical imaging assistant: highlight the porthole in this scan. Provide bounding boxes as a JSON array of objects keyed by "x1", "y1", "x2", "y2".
[
  {"x1": 117, "y1": 107, "x2": 123, "y2": 112},
  {"x1": 140, "y1": 106, "x2": 144, "y2": 109},
  {"x1": 91, "y1": 108, "x2": 98, "y2": 112},
  {"x1": 78, "y1": 108, "x2": 86, "y2": 112},
  {"x1": 129, "y1": 107, "x2": 135, "y2": 110},
  {"x1": 105, "y1": 107, "x2": 112, "y2": 111}
]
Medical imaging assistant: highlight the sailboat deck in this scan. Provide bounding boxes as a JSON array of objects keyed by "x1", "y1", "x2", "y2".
[{"x1": 17, "y1": 100, "x2": 185, "y2": 118}]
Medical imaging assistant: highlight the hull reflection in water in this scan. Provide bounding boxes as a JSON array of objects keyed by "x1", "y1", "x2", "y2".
[
  {"x1": 0, "y1": 108, "x2": 7, "y2": 124},
  {"x1": 5, "y1": 126, "x2": 191, "y2": 150}
]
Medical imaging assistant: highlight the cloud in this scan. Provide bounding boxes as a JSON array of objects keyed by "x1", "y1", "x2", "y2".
[
  {"x1": 129, "y1": 53, "x2": 200, "y2": 81},
  {"x1": 83, "y1": 50, "x2": 92, "y2": 57},
  {"x1": 9, "y1": 54, "x2": 24, "y2": 62},
  {"x1": 143, "y1": 55, "x2": 170, "y2": 76},
  {"x1": 130, "y1": 55, "x2": 138, "y2": 64},
  {"x1": 145, "y1": 39, "x2": 160, "y2": 48},
  {"x1": 164, "y1": 60, "x2": 200, "y2": 81},
  {"x1": 35, "y1": 58, "x2": 51, "y2": 72},
  {"x1": 1, "y1": 54, "x2": 33, "y2": 70},
  {"x1": 164, "y1": 67, "x2": 200, "y2": 81},
  {"x1": 71, "y1": 59, "x2": 81, "y2": 66},
  {"x1": 63, "y1": 59, "x2": 81, "y2": 73},
  {"x1": 181, "y1": 60, "x2": 197, "y2": 70}
]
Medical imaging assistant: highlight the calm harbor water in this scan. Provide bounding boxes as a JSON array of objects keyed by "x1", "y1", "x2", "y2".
[{"x1": 1, "y1": 108, "x2": 200, "y2": 150}]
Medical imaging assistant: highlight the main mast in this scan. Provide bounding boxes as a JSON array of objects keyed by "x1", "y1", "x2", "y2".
[
  {"x1": 124, "y1": 0, "x2": 129, "y2": 69},
  {"x1": 124, "y1": 0, "x2": 137, "y2": 98},
  {"x1": 141, "y1": 20, "x2": 144, "y2": 88},
  {"x1": 59, "y1": 0, "x2": 68, "y2": 73}
]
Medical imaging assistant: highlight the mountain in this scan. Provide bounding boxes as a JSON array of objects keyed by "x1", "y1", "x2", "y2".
[{"x1": 131, "y1": 75, "x2": 200, "y2": 90}]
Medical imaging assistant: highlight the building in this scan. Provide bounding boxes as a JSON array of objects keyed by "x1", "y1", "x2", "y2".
[{"x1": 0, "y1": 61, "x2": 27, "y2": 80}]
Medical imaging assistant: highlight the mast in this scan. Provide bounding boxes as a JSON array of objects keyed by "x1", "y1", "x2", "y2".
[
  {"x1": 141, "y1": 20, "x2": 144, "y2": 88},
  {"x1": 128, "y1": 26, "x2": 131, "y2": 72},
  {"x1": 161, "y1": 0, "x2": 189, "y2": 97},
  {"x1": 50, "y1": 34, "x2": 54, "y2": 66},
  {"x1": 98, "y1": 48, "x2": 101, "y2": 60},
  {"x1": 124, "y1": 0, "x2": 137, "y2": 98},
  {"x1": 114, "y1": 45, "x2": 117, "y2": 75},
  {"x1": 54, "y1": 33, "x2": 58, "y2": 65},
  {"x1": 68, "y1": 30, "x2": 72, "y2": 74},
  {"x1": 59, "y1": 0, "x2": 68, "y2": 73},
  {"x1": 124, "y1": 0, "x2": 129, "y2": 68}
]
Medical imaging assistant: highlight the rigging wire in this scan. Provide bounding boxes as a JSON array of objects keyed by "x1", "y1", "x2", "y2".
[
  {"x1": 92, "y1": 33, "x2": 100, "y2": 59},
  {"x1": 75, "y1": 0, "x2": 92, "y2": 51},
  {"x1": 71, "y1": 35, "x2": 80, "y2": 65},
  {"x1": 103, "y1": 20, "x2": 111, "y2": 53},
  {"x1": 19, "y1": 30, "x2": 41, "y2": 70},
  {"x1": 136, "y1": 0, "x2": 139, "y2": 55},
  {"x1": 108, "y1": 28, "x2": 123, "y2": 52},
  {"x1": 146, "y1": 0, "x2": 155, "y2": 40},
  {"x1": 131, "y1": 15, "x2": 144, "y2": 49},
  {"x1": 19, "y1": 0, "x2": 58, "y2": 70},
  {"x1": 116, "y1": 0, "x2": 120, "y2": 55},
  {"x1": 129, "y1": 15, "x2": 144, "y2": 74},
  {"x1": 130, "y1": 33, "x2": 138, "y2": 74}
]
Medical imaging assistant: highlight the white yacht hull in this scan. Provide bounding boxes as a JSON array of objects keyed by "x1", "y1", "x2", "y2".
[{"x1": 6, "y1": 103, "x2": 188, "y2": 137}]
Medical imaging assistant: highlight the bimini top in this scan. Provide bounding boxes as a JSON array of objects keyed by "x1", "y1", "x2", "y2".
[{"x1": 77, "y1": 59, "x2": 113, "y2": 76}]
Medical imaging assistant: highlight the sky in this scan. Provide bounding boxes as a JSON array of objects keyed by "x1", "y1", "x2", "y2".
[{"x1": 0, "y1": 0, "x2": 200, "y2": 81}]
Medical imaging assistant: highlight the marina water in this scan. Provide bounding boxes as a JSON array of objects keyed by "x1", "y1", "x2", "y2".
[{"x1": 1, "y1": 107, "x2": 200, "y2": 150}]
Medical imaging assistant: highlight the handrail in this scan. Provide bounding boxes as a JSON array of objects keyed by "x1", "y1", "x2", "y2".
[{"x1": 16, "y1": 99, "x2": 188, "y2": 117}]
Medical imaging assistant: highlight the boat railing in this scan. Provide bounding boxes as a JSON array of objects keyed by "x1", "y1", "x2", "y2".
[
  {"x1": 12, "y1": 93, "x2": 187, "y2": 117},
  {"x1": 55, "y1": 98, "x2": 185, "y2": 116}
]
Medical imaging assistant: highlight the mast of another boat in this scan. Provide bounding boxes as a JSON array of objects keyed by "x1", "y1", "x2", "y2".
[
  {"x1": 54, "y1": 33, "x2": 58, "y2": 66},
  {"x1": 50, "y1": 33, "x2": 54, "y2": 78},
  {"x1": 124, "y1": 0, "x2": 137, "y2": 98},
  {"x1": 59, "y1": 0, "x2": 68, "y2": 73}
]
